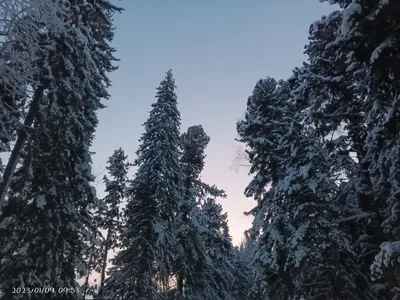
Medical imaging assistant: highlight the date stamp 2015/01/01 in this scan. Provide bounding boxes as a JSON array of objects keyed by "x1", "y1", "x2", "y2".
[{"x1": 11, "y1": 287, "x2": 81, "y2": 294}]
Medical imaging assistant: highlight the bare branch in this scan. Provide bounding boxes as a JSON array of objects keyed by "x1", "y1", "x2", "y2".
[
  {"x1": 92, "y1": 165, "x2": 106, "y2": 188},
  {"x1": 230, "y1": 145, "x2": 251, "y2": 173}
]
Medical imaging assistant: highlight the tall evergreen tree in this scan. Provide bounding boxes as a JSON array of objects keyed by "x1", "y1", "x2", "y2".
[
  {"x1": 180, "y1": 125, "x2": 210, "y2": 199},
  {"x1": 200, "y1": 197, "x2": 235, "y2": 300},
  {"x1": 0, "y1": 0, "x2": 120, "y2": 298},
  {"x1": 0, "y1": 0, "x2": 69, "y2": 204},
  {"x1": 105, "y1": 70, "x2": 183, "y2": 300},
  {"x1": 308, "y1": 1, "x2": 400, "y2": 297},
  {"x1": 326, "y1": 3, "x2": 400, "y2": 298},
  {"x1": 237, "y1": 76, "x2": 368, "y2": 299},
  {"x1": 175, "y1": 125, "x2": 210, "y2": 298},
  {"x1": 231, "y1": 245, "x2": 252, "y2": 300},
  {"x1": 175, "y1": 125, "x2": 236, "y2": 300},
  {"x1": 96, "y1": 148, "x2": 130, "y2": 298}
]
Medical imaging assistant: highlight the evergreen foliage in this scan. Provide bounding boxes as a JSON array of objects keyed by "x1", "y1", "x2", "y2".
[
  {"x1": 96, "y1": 148, "x2": 131, "y2": 298},
  {"x1": 0, "y1": 0, "x2": 120, "y2": 298},
  {"x1": 2, "y1": 1, "x2": 400, "y2": 300},
  {"x1": 105, "y1": 70, "x2": 184, "y2": 299}
]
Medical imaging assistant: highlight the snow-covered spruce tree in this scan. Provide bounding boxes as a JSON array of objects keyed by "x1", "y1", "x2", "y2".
[
  {"x1": 173, "y1": 124, "x2": 240, "y2": 300},
  {"x1": 238, "y1": 230, "x2": 256, "y2": 267},
  {"x1": 296, "y1": 10, "x2": 379, "y2": 299},
  {"x1": 325, "y1": 2, "x2": 400, "y2": 298},
  {"x1": 180, "y1": 125, "x2": 226, "y2": 205},
  {"x1": 180, "y1": 125, "x2": 210, "y2": 200},
  {"x1": 96, "y1": 148, "x2": 131, "y2": 298},
  {"x1": 105, "y1": 70, "x2": 183, "y2": 300},
  {"x1": 232, "y1": 232, "x2": 255, "y2": 300},
  {"x1": 237, "y1": 78, "x2": 298, "y2": 299},
  {"x1": 177, "y1": 124, "x2": 237, "y2": 300},
  {"x1": 104, "y1": 178, "x2": 157, "y2": 300},
  {"x1": 82, "y1": 224, "x2": 104, "y2": 299},
  {"x1": 199, "y1": 197, "x2": 235, "y2": 300},
  {"x1": 237, "y1": 77, "x2": 365, "y2": 299},
  {"x1": 174, "y1": 197, "x2": 210, "y2": 300},
  {"x1": 0, "y1": 0, "x2": 69, "y2": 204},
  {"x1": 0, "y1": 0, "x2": 120, "y2": 298},
  {"x1": 174, "y1": 125, "x2": 210, "y2": 298},
  {"x1": 230, "y1": 246, "x2": 252, "y2": 300},
  {"x1": 314, "y1": 1, "x2": 400, "y2": 297}
]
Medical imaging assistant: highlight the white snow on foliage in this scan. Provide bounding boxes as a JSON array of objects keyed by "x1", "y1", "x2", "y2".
[
  {"x1": 370, "y1": 37, "x2": 394, "y2": 63},
  {"x1": 319, "y1": 0, "x2": 337, "y2": 5},
  {"x1": 341, "y1": 2, "x2": 362, "y2": 35},
  {"x1": 37, "y1": 26, "x2": 49, "y2": 35},
  {"x1": 36, "y1": 194, "x2": 47, "y2": 209},
  {"x1": 312, "y1": 17, "x2": 328, "y2": 33},
  {"x1": 371, "y1": 241, "x2": 400, "y2": 278}
]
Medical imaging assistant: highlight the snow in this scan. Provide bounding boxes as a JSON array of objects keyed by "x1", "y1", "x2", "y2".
[
  {"x1": 341, "y1": 2, "x2": 362, "y2": 35},
  {"x1": 370, "y1": 37, "x2": 394, "y2": 63},
  {"x1": 37, "y1": 27, "x2": 49, "y2": 35},
  {"x1": 252, "y1": 137, "x2": 274, "y2": 146},
  {"x1": 371, "y1": 241, "x2": 400, "y2": 279},
  {"x1": 299, "y1": 164, "x2": 310, "y2": 179},
  {"x1": 154, "y1": 221, "x2": 164, "y2": 234},
  {"x1": 338, "y1": 212, "x2": 370, "y2": 223},
  {"x1": 312, "y1": 17, "x2": 327, "y2": 32},
  {"x1": 319, "y1": 0, "x2": 337, "y2": 4},
  {"x1": 49, "y1": 185, "x2": 57, "y2": 196},
  {"x1": 36, "y1": 194, "x2": 47, "y2": 209}
]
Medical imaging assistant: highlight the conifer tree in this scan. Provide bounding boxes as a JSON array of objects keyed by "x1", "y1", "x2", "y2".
[
  {"x1": 309, "y1": 1, "x2": 400, "y2": 297},
  {"x1": 105, "y1": 70, "x2": 183, "y2": 299},
  {"x1": 0, "y1": 0, "x2": 69, "y2": 204},
  {"x1": 180, "y1": 125, "x2": 210, "y2": 198},
  {"x1": 175, "y1": 125, "x2": 210, "y2": 298},
  {"x1": 96, "y1": 148, "x2": 130, "y2": 298},
  {"x1": 0, "y1": 0, "x2": 120, "y2": 298},
  {"x1": 200, "y1": 198, "x2": 235, "y2": 300},
  {"x1": 324, "y1": 3, "x2": 400, "y2": 298},
  {"x1": 237, "y1": 76, "x2": 368, "y2": 299},
  {"x1": 169, "y1": 124, "x2": 239, "y2": 300},
  {"x1": 231, "y1": 246, "x2": 252, "y2": 300}
]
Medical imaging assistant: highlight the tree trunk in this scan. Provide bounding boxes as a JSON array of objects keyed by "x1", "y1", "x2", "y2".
[
  {"x1": 100, "y1": 235, "x2": 110, "y2": 298},
  {"x1": 82, "y1": 268, "x2": 91, "y2": 300},
  {"x1": 0, "y1": 84, "x2": 45, "y2": 206},
  {"x1": 177, "y1": 272, "x2": 184, "y2": 298}
]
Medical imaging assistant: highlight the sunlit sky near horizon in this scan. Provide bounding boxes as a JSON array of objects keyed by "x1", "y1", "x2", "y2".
[{"x1": 91, "y1": 0, "x2": 336, "y2": 246}]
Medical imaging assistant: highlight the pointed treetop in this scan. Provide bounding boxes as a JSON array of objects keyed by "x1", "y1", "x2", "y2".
[{"x1": 166, "y1": 69, "x2": 173, "y2": 77}]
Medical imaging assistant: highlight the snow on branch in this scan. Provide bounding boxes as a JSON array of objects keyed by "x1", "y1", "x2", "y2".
[
  {"x1": 371, "y1": 241, "x2": 400, "y2": 280},
  {"x1": 0, "y1": 0, "x2": 30, "y2": 37}
]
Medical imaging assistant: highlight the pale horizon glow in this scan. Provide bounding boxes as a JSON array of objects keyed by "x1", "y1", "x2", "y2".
[{"x1": 92, "y1": 0, "x2": 335, "y2": 246}]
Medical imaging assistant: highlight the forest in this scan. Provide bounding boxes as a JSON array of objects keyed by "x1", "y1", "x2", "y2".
[{"x1": 0, "y1": 0, "x2": 400, "y2": 299}]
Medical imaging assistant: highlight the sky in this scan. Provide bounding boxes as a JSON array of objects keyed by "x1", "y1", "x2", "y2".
[{"x1": 91, "y1": 0, "x2": 335, "y2": 246}]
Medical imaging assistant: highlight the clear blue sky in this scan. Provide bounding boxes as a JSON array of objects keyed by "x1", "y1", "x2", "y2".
[{"x1": 92, "y1": 0, "x2": 335, "y2": 245}]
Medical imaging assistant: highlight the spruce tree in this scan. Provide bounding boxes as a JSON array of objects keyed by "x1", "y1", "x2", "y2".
[
  {"x1": 0, "y1": 0, "x2": 69, "y2": 204},
  {"x1": 176, "y1": 124, "x2": 236, "y2": 300},
  {"x1": 175, "y1": 125, "x2": 210, "y2": 298},
  {"x1": 308, "y1": 1, "x2": 400, "y2": 297},
  {"x1": 0, "y1": 0, "x2": 120, "y2": 298},
  {"x1": 200, "y1": 197, "x2": 235, "y2": 300},
  {"x1": 231, "y1": 246, "x2": 252, "y2": 300},
  {"x1": 297, "y1": 10, "x2": 379, "y2": 299},
  {"x1": 105, "y1": 70, "x2": 183, "y2": 299},
  {"x1": 237, "y1": 76, "x2": 367, "y2": 299},
  {"x1": 95, "y1": 148, "x2": 130, "y2": 298},
  {"x1": 180, "y1": 125, "x2": 210, "y2": 200},
  {"x1": 338, "y1": 1, "x2": 400, "y2": 297}
]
